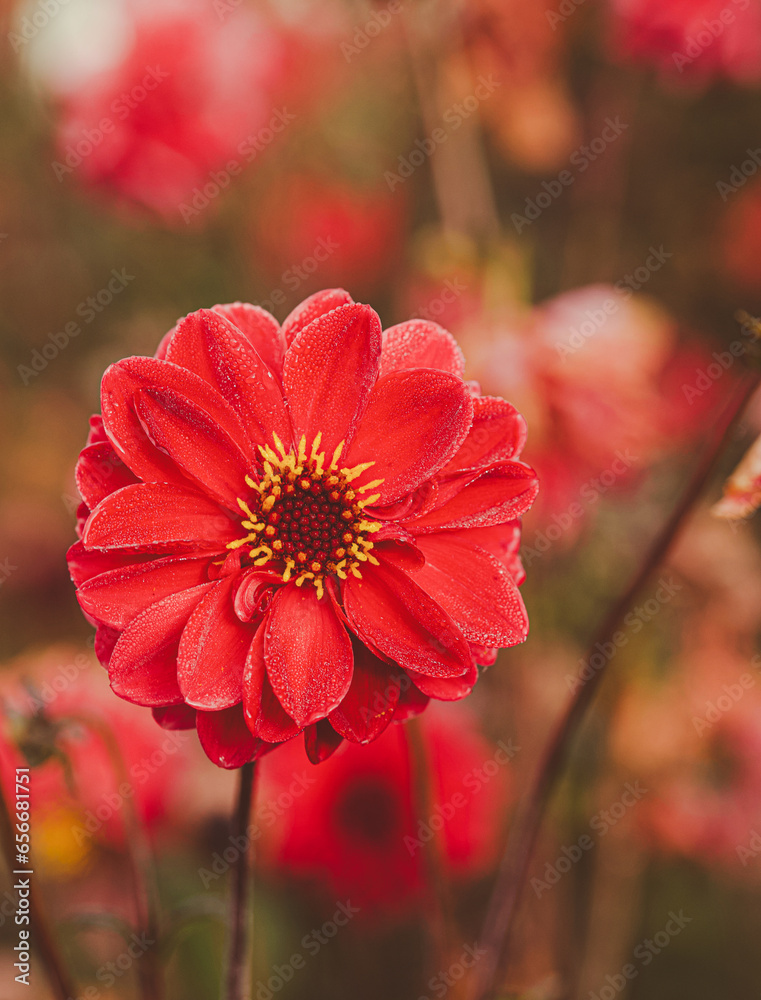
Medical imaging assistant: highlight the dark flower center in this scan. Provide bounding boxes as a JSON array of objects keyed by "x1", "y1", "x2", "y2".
[{"x1": 228, "y1": 434, "x2": 383, "y2": 598}]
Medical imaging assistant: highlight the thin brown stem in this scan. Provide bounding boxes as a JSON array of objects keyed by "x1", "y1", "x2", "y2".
[
  {"x1": 470, "y1": 369, "x2": 761, "y2": 1000},
  {"x1": 0, "y1": 763, "x2": 77, "y2": 1000},
  {"x1": 224, "y1": 761, "x2": 256, "y2": 1000}
]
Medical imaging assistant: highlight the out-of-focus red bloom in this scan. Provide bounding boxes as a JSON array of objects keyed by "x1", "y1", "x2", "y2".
[
  {"x1": 608, "y1": 0, "x2": 761, "y2": 84},
  {"x1": 48, "y1": 1, "x2": 308, "y2": 221},
  {"x1": 67, "y1": 290, "x2": 537, "y2": 769},
  {"x1": 257, "y1": 706, "x2": 511, "y2": 915},
  {"x1": 251, "y1": 173, "x2": 408, "y2": 298},
  {"x1": 0, "y1": 646, "x2": 188, "y2": 872}
]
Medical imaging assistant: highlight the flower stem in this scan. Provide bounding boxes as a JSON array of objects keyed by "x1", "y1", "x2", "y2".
[
  {"x1": 224, "y1": 761, "x2": 256, "y2": 1000},
  {"x1": 0, "y1": 765, "x2": 77, "y2": 1000},
  {"x1": 470, "y1": 369, "x2": 761, "y2": 1000}
]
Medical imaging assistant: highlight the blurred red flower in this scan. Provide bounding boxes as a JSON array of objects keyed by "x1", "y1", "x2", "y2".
[
  {"x1": 251, "y1": 173, "x2": 408, "y2": 299},
  {"x1": 257, "y1": 707, "x2": 512, "y2": 915},
  {"x1": 49, "y1": 2, "x2": 308, "y2": 221},
  {"x1": 608, "y1": 0, "x2": 761, "y2": 84},
  {"x1": 67, "y1": 290, "x2": 537, "y2": 769}
]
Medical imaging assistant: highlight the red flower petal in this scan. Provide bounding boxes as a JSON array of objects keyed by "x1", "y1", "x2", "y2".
[
  {"x1": 152, "y1": 704, "x2": 197, "y2": 730},
  {"x1": 233, "y1": 569, "x2": 282, "y2": 622},
  {"x1": 165, "y1": 309, "x2": 292, "y2": 453},
  {"x1": 345, "y1": 369, "x2": 473, "y2": 505},
  {"x1": 101, "y1": 356, "x2": 252, "y2": 486},
  {"x1": 255, "y1": 677, "x2": 303, "y2": 743},
  {"x1": 414, "y1": 533, "x2": 528, "y2": 647},
  {"x1": 212, "y1": 302, "x2": 286, "y2": 377},
  {"x1": 283, "y1": 302, "x2": 382, "y2": 457},
  {"x1": 443, "y1": 396, "x2": 527, "y2": 473},
  {"x1": 177, "y1": 576, "x2": 252, "y2": 710},
  {"x1": 84, "y1": 483, "x2": 239, "y2": 551},
  {"x1": 245, "y1": 621, "x2": 302, "y2": 743},
  {"x1": 133, "y1": 386, "x2": 252, "y2": 505},
  {"x1": 470, "y1": 643, "x2": 498, "y2": 667},
  {"x1": 329, "y1": 641, "x2": 400, "y2": 743},
  {"x1": 304, "y1": 720, "x2": 344, "y2": 764},
  {"x1": 371, "y1": 537, "x2": 425, "y2": 574},
  {"x1": 67, "y1": 540, "x2": 151, "y2": 587},
  {"x1": 379, "y1": 319, "x2": 464, "y2": 378},
  {"x1": 76, "y1": 441, "x2": 139, "y2": 510},
  {"x1": 342, "y1": 560, "x2": 471, "y2": 678},
  {"x1": 95, "y1": 624, "x2": 121, "y2": 666},
  {"x1": 407, "y1": 461, "x2": 539, "y2": 533},
  {"x1": 265, "y1": 583, "x2": 353, "y2": 729},
  {"x1": 280, "y1": 288, "x2": 353, "y2": 346},
  {"x1": 196, "y1": 704, "x2": 264, "y2": 769},
  {"x1": 455, "y1": 523, "x2": 525, "y2": 586},
  {"x1": 242, "y1": 621, "x2": 267, "y2": 734},
  {"x1": 407, "y1": 661, "x2": 478, "y2": 701},
  {"x1": 77, "y1": 554, "x2": 211, "y2": 630},
  {"x1": 108, "y1": 584, "x2": 213, "y2": 706}
]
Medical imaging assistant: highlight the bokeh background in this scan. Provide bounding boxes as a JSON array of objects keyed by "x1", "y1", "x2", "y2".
[{"x1": 3, "y1": 0, "x2": 761, "y2": 997}]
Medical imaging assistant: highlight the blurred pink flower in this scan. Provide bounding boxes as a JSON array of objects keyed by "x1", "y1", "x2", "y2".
[{"x1": 608, "y1": 0, "x2": 761, "y2": 84}]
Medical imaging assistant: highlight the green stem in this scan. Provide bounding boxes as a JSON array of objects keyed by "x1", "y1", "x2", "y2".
[{"x1": 224, "y1": 761, "x2": 256, "y2": 1000}]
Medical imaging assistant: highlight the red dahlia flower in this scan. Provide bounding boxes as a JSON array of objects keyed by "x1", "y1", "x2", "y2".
[{"x1": 67, "y1": 290, "x2": 537, "y2": 768}]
